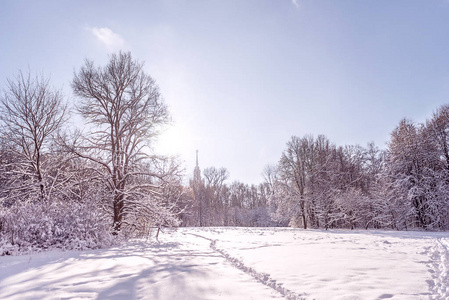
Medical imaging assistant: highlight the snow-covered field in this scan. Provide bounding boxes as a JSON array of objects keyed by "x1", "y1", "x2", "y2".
[{"x1": 0, "y1": 227, "x2": 448, "y2": 300}]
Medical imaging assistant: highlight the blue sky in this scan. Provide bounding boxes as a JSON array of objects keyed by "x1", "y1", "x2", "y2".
[{"x1": 1, "y1": 1, "x2": 449, "y2": 184}]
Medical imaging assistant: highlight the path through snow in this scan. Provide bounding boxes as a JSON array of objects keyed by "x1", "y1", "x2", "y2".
[{"x1": 187, "y1": 232, "x2": 305, "y2": 300}]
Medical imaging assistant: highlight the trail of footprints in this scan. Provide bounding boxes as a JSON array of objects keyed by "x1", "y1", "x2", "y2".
[
  {"x1": 429, "y1": 238, "x2": 449, "y2": 299},
  {"x1": 187, "y1": 233, "x2": 306, "y2": 300}
]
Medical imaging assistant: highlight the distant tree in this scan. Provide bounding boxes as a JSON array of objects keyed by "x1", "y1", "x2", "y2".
[
  {"x1": 203, "y1": 166, "x2": 229, "y2": 225},
  {"x1": 424, "y1": 106, "x2": 449, "y2": 228},
  {"x1": 427, "y1": 104, "x2": 449, "y2": 170},
  {"x1": 263, "y1": 164, "x2": 290, "y2": 226},
  {"x1": 272, "y1": 134, "x2": 388, "y2": 230},
  {"x1": 386, "y1": 118, "x2": 441, "y2": 229},
  {"x1": 278, "y1": 136, "x2": 311, "y2": 229},
  {"x1": 203, "y1": 167, "x2": 229, "y2": 189},
  {"x1": 262, "y1": 164, "x2": 278, "y2": 191},
  {"x1": 71, "y1": 51, "x2": 178, "y2": 234}
]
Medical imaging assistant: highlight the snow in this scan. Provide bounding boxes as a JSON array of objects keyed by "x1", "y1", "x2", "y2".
[{"x1": 1, "y1": 228, "x2": 448, "y2": 300}]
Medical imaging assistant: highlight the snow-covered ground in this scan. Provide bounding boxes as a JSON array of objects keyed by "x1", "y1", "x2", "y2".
[{"x1": 0, "y1": 227, "x2": 448, "y2": 300}]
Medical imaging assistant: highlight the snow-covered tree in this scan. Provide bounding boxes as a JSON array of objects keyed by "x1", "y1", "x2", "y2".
[
  {"x1": 71, "y1": 52, "x2": 179, "y2": 234},
  {"x1": 0, "y1": 71, "x2": 67, "y2": 203},
  {"x1": 277, "y1": 136, "x2": 312, "y2": 229},
  {"x1": 384, "y1": 118, "x2": 445, "y2": 229}
]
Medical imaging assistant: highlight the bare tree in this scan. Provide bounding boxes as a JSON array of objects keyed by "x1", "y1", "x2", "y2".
[
  {"x1": 72, "y1": 52, "x2": 175, "y2": 233},
  {"x1": 278, "y1": 136, "x2": 312, "y2": 229},
  {"x1": 203, "y1": 167, "x2": 229, "y2": 189},
  {"x1": 203, "y1": 166, "x2": 229, "y2": 225},
  {"x1": 0, "y1": 71, "x2": 67, "y2": 202}
]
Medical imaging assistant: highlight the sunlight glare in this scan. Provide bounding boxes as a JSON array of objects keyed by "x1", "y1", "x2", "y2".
[{"x1": 156, "y1": 123, "x2": 192, "y2": 156}]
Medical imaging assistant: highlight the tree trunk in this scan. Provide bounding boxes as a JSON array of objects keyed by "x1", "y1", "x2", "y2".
[{"x1": 113, "y1": 193, "x2": 124, "y2": 233}]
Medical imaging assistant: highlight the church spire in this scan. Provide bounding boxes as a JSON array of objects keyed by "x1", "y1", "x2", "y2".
[
  {"x1": 192, "y1": 150, "x2": 203, "y2": 227},
  {"x1": 196, "y1": 150, "x2": 199, "y2": 167},
  {"x1": 194, "y1": 150, "x2": 201, "y2": 182}
]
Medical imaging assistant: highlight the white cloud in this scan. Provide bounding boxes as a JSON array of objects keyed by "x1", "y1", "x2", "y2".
[
  {"x1": 292, "y1": 0, "x2": 299, "y2": 8},
  {"x1": 88, "y1": 27, "x2": 126, "y2": 51}
]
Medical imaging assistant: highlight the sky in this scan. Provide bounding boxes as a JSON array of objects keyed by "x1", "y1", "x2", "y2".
[{"x1": 1, "y1": 0, "x2": 449, "y2": 185}]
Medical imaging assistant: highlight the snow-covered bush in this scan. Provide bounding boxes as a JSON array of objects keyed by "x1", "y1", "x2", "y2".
[
  {"x1": 0, "y1": 199, "x2": 116, "y2": 255},
  {"x1": 121, "y1": 195, "x2": 181, "y2": 239}
]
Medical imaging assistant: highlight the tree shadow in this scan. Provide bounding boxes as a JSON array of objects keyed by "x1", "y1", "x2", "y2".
[{"x1": 0, "y1": 239, "x2": 217, "y2": 300}]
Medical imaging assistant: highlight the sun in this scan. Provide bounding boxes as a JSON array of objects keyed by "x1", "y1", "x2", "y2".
[{"x1": 156, "y1": 124, "x2": 191, "y2": 156}]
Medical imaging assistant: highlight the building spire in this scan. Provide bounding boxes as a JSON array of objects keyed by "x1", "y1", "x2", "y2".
[
  {"x1": 193, "y1": 150, "x2": 201, "y2": 183},
  {"x1": 196, "y1": 150, "x2": 199, "y2": 167}
]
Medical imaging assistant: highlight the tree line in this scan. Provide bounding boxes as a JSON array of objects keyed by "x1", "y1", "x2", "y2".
[
  {"x1": 184, "y1": 109, "x2": 449, "y2": 231},
  {"x1": 181, "y1": 165, "x2": 276, "y2": 227}
]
